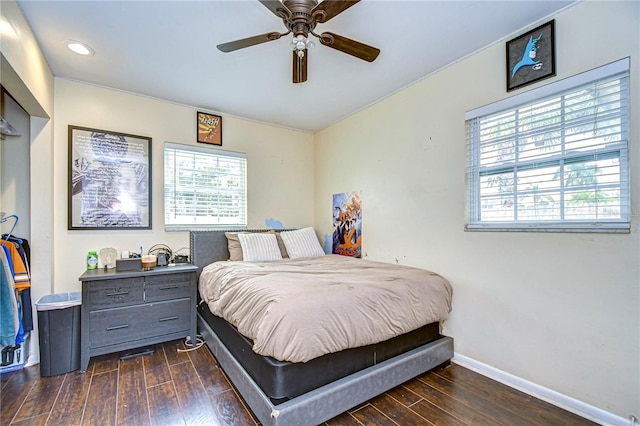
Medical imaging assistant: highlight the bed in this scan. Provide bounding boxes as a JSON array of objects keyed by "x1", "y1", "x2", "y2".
[{"x1": 190, "y1": 229, "x2": 454, "y2": 426}]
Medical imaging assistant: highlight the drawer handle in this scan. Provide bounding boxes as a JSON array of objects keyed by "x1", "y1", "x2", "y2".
[
  {"x1": 106, "y1": 324, "x2": 130, "y2": 331},
  {"x1": 159, "y1": 285, "x2": 179, "y2": 290},
  {"x1": 106, "y1": 291, "x2": 129, "y2": 297},
  {"x1": 158, "y1": 316, "x2": 178, "y2": 322}
]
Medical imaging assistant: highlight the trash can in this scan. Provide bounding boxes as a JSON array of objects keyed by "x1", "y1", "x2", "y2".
[{"x1": 36, "y1": 292, "x2": 81, "y2": 377}]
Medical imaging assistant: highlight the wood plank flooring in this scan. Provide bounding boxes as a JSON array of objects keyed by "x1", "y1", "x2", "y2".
[{"x1": 1, "y1": 339, "x2": 596, "y2": 426}]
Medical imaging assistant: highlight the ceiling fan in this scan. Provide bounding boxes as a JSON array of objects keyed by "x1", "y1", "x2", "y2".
[{"x1": 217, "y1": 0, "x2": 380, "y2": 83}]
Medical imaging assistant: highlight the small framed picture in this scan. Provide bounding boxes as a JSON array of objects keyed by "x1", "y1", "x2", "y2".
[
  {"x1": 506, "y1": 20, "x2": 556, "y2": 92},
  {"x1": 197, "y1": 112, "x2": 222, "y2": 146}
]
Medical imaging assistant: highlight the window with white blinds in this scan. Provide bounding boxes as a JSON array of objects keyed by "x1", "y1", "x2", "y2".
[
  {"x1": 466, "y1": 58, "x2": 630, "y2": 232},
  {"x1": 164, "y1": 142, "x2": 247, "y2": 230}
]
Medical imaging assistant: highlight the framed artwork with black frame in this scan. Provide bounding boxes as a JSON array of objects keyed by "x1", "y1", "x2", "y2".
[
  {"x1": 68, "y1": 125, "x2": 152, "y2": 230},
  {"x1": 197, "y1": 111, "x2": 222, "y2": 146},
  {"x1": 506, "y1": 20, "x2": 556, "y2": 92}
]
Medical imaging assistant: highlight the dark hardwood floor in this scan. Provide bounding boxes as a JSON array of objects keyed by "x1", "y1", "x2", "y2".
[{"x1": 1, "y1": 339, "x2": 596, "y2": 426}]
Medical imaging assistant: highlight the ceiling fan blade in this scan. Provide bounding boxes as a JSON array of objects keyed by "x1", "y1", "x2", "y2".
[
  {"x1": 318, "y1": 32, "x2": 380, "y2": 62},
  {"x1": 217, "y1": 32, "x2": 284, "y2": 53},
  {"x1": 259, "y1": 0, "x2": 292, "y2": 19},
  {"x1": 292, "y1": 50, "x2": 308, "y2": 83},
  {"x1": 311, "y1": 0, "x2": 360, "y2": 23}
]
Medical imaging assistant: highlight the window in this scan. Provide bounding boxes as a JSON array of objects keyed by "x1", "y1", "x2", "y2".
[
  {"x1": 466, "y1": 58, "x2": 630, "y2": 233},
  {"x1": 164, "y1": 142, "x2": 247, "y2": 230}
]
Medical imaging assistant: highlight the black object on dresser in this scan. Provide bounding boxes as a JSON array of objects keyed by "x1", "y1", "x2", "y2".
[{"x1": 78, "y1": 264, "x2": 198, "y2": 372}]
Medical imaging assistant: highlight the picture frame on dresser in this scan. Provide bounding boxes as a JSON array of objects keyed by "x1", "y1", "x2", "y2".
[{"x1": 68, "y1": 125, "x2": 152, "y2": 230}]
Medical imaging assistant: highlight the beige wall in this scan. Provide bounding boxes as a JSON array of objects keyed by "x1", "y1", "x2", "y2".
[
  {"x1": 314, "y1": 1, "x2": 639, "y2": 419},
  {"x1": 53, "y1": 79, "x2": 314, "y2": 293}
]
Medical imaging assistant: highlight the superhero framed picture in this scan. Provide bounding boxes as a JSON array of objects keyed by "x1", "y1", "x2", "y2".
[
  {"x1": 506, "y1": 20, "x2": 556, "y2": 92},
  {"x1": 197, "y1": 111, "x2": 222, "y2": 146}
]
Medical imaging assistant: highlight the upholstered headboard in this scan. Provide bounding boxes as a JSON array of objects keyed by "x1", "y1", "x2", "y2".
[{"x1": 189, "y1": 229, "x2": 292, "y2": 278}]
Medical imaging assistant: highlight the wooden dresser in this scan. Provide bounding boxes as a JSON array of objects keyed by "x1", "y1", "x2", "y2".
[{"x1": 78, "y1": 264, "x2": 198, "y2": 372}]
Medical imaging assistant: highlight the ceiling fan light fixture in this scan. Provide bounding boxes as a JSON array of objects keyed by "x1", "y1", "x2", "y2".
[{"x1": 290, "y1": 34, "x2": 314, "y2": 58}]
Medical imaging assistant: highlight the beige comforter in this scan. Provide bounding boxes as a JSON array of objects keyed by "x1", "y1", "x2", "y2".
[{"x1": 199, "y1": 255, "x2": 452, "y2": 363}]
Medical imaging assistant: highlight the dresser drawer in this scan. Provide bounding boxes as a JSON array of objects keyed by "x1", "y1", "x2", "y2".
[
  {"x1": 145, "y1": 273, "x2": 192, "y2": 302},
  {"x1": 145, "y1": 299, "x2": 192, "y2": 336},
  {"x1": 90, "y1": 305, "x2": 144, "y2": 348},
  {"x1": 89, "y1": 299, "x2": 191, "y2": 348},
  {"x1": 88, "y1": 278, "x2": 144, "y2": 309}
]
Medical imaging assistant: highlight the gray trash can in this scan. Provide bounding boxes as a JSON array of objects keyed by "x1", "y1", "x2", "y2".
[{"x1": 36, "y1": 292, "x2": 81, "y2": 377}]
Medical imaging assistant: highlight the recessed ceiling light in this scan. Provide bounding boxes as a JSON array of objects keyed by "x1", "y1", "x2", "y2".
[{"x1": 65, "y1": 40, "x2": 94, "y2": 56}]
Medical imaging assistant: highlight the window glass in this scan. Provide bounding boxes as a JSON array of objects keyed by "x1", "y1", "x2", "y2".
[{"x1": 164, "y1": 143, "x2": 247, "y2": 230}]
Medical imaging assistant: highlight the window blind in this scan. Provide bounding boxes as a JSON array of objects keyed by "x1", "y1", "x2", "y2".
[
  {"x1": 466, "y1": 58, "x2": 630, "y2": 232},
  {"x1": 164, "y1": 142, "x2": 247, "y2": 230}
]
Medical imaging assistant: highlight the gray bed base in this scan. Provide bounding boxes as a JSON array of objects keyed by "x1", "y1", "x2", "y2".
[
  {"x1": 190, "y1": 230, "x2": 454, "y2": 425},
  {"x1": 199, "y1": 313, "x2": 453, "y2": 426}
]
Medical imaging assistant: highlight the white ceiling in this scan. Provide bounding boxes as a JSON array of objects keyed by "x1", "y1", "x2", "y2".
[{"x1": 18, "y1": 0, "x2": 577, "y2": 133}]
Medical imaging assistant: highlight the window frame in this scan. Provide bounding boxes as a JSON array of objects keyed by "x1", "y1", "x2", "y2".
[
  {"x1": 164, "y1": 142, "x2": 247, "y2": 231},
  {"x1": 465, "y1": 58, "x2": 630, "y2": 233}
]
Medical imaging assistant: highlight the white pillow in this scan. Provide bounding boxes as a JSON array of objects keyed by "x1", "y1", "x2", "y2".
[
  {"x1": 237, "y1": 233, "x2": 283, "y2": 262},
  {"x1": 280, "y1": 227, "x2": 325, "y2": 259}
]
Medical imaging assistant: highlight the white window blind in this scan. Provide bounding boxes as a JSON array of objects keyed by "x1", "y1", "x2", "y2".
[
  {"x1": 466, "y1": 58, "x2": 630, "y2": 232},
  {"x1": 164, "y1": 142, "x2": 247, "y2": 230}
]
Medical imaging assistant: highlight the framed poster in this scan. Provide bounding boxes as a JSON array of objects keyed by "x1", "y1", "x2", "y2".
[
  {"x1": 506, "y1": 20, "x2": 555, "y2": 92},
  {"x1": 197, "y1": 111, "x2": 222, "y2": 146},
  {"x1": 68, "y1": 126, "x2": 152, "y2": 230},
  {"x1": 332, "y1": 191, "x2": 362, "y2": 258}
]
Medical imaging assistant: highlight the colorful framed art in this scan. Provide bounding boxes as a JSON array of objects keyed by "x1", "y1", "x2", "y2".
[
  {"x1": 506, "y1": 20, "x2": 556, "y2": 92},
  {"x1": 197, "y1": 111, "x2": 222, "y2": 146}
]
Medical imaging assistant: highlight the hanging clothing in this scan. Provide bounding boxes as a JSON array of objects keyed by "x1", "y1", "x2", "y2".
[
  {"x1": 6, "y1": 236, "x2": 30, "y2": 265},
  {"x1": 0, "y1": 240, "x2": 30, "y2": 291},
  {"x1": 1, "y1": 246, "x2": 24, "y2": 346},
  {"x1": 20, "y1": 289, "x2": 33, "y2": 332},
  {"x1": 1, "y1": 236, "x2": 33, "y2": 332},
  {"x1": 0, "y1": 254, "x2": 19, "y2": 347},
  {"x1": 1, "y1": 236, "x2": 30, "y2": 274}
]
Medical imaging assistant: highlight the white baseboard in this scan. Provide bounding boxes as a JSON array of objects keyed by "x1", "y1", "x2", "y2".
[{"x1": 452, "y1": 353, "x2": 629, "y2": 426}]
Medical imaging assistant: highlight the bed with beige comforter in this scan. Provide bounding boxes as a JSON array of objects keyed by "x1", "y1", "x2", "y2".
[{"x1": 199, "y1": 254, "x2": 452, "y2": 363}]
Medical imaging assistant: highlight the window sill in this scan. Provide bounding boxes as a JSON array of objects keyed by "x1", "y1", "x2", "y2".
[
  {"x1": 164, "y1": 225, "x2": 247, "y2": 232},
  {"x1": 465, "y1": 223, "x2": 630, "y2": 234}
]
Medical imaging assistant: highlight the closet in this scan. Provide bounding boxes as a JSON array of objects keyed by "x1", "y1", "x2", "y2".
[{"x1": 1, "y1": 87, "x2": 32, "y2": 373}]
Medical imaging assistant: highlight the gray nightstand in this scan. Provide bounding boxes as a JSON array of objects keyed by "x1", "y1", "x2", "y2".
[{"x1": 78, "y1": 264, "x2": 198, "y2": 372}]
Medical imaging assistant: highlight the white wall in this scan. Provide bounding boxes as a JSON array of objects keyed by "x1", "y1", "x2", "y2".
[
  {"x1": 1, "y1": 93, "x2": 31, "y2": 239},
  {"x1": 52, "y1": 79, "x2": 314, "y2": 293},
  {"x1": 1, "y1": 0, "x2": 55, "y2": 365},
  {"x1": 314, "y1": 1, "x2": 639, "y2": 420}
]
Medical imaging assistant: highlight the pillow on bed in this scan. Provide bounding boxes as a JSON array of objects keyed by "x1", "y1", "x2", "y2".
[
  {"x1": 279, "y1": 227, "x2": 325, "y2": 259},
  {"x1": 273, "y1": 232, "x2": 289, "y2": 259},
  {"x1": 225, "y1": 232, "x2": 244, "y2": 261},
  {"x1": 237, "y1": 232, "x2": 283, "y2": 262},
  {"x1": 226, "y1": 231, "x2": 288, "y2": 261}
]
